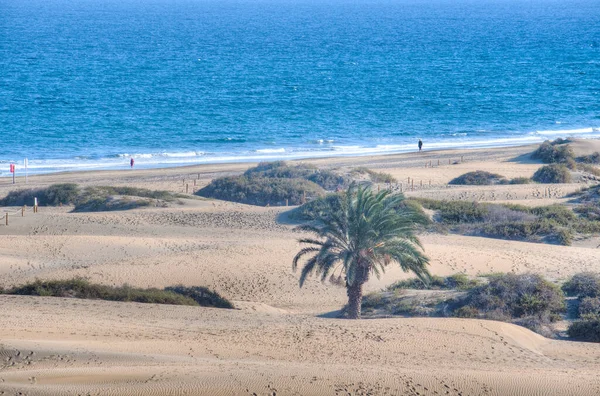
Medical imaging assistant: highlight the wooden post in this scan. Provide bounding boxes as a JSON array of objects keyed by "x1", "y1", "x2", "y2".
[
  {"x1": 186, "y1": 184, "x2": 189, "y2": 194},
  {"x1": 5, "y1": 213, "x2": 8, "y2": 226},
  {"x1": 438, "y1": 159, "x2": 440, "y2": 166},
  {"x1": 420, "y1": 180, "x2": 423, "y2": 187},
  {"x1": 21, "y1": 206, "x2": 24, "y2": 217},
  {"x1": 411, "y1": 179, "x2": 414, "y2": 190},
  {"x1": 198, "y1": 173, "x2": 200, "y2": 180}
]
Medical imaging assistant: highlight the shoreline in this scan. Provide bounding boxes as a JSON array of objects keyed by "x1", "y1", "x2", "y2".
[
  {"x1": 0, "y1": 142, "x2": 543, "y2": 186},
  {"x1": 5, "y1": 132, "x2": 600, "y2": 177}
]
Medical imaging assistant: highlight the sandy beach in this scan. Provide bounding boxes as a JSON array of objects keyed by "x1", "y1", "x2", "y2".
[{"x1": 1, "y1": 143, "x2": 600, "y2": 395}]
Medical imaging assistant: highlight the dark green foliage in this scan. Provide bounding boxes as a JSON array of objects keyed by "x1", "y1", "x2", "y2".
[
  {"x1": 567, "y1": 315, "x2": 600, "y2": 342},
  {"x1": 415, "y1": 198, "x2": 597, "y2": 246},
  {"x1": 574, "y1": 204, "x2": 600, "y2": 221},
  {"x1": 510, "y1": 177, "x2": 532, "y2": 184},
  {"x1": 0, "y1": 184, "x2": 180, "y2": 212},
  {"x1": 198, "y1": 175, "x2": 324, "y2": 206},
  {"x1": 462, "y1": 273, "x2": 565, "y2": 320},
  {"x1": 290, "y1": 193, "x2": 344, "y2": 220},
  {"x1": 244, "y1": 161, "x2": 351, "y2": 190},
  {"x1": 578, "y1": 297, "x2": 600, "y2": 317},
  {"x1": 449, "y1": 171, "x2": 507, "y2": 185},
  {"x1": 578, "y1": 152, "x2": 600, "y2": 164},
  {"x1": 562, "y1": 272, "x2": 600, "y2": 298},
  {"x1": 532, "y1": 140, "x2": 575, "y2": 165},
  {"x1": 415, "y1": 199, "x2": 488, "y2": 224},
  {"x1": 387, "y1": 273, "x2": 481, "y2": 291},
  {"x1": 351, "y1": 167, "x2": 397, "y2": 183},
  {"x1": 532, "y1": 164, "x2": 572, "y2": 184},
  {"x1": 197, "y1": 161, "x2": 353, "y2": 206},
  {"x1": 0, "y1": 183, "x2": 80, "y2": 207},
  {"x1": 3, "y1": 278, "x2": 234, "y2": 308},
  {"x1": 164, "y1": 285, "x2": 234, "y2": 309}
]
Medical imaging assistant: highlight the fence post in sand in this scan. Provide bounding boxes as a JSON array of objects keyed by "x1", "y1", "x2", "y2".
[
  {"x1": 437, "y1": 159, "x2": 440, "y2": 166},
  {"x1": 21, "y1": 206, "x2": 24, "y2": 217},
  {"x1": 420, "y1": 180, "x2": 423, "y2": 187},
  {"x1": 5, "y1": 213, "x2": 8, "y2": 226},
  {"x1": 411, "y1": 179, "x2": 414, "y2": 191},
  {"x1": 186, "y1": 184, "x2": 189, "y2": 194}
]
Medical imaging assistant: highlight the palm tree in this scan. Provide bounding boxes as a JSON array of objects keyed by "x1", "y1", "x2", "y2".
[{"x1": 292, "y1": 185, "x2": 430, "y2": 319}]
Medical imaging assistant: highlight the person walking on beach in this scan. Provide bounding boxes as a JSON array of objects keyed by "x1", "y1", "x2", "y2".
[
  {"x1": 418, "y1": 139, "x2": 423, "y2": 152},
  {"x1": 130, "y1": 157, "x2": 135, "y2": 168}
]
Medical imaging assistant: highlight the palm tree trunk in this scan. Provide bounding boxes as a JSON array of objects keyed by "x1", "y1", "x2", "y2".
[{"x1": 346, "y1": 280, "x2": 364, "y2": 319}]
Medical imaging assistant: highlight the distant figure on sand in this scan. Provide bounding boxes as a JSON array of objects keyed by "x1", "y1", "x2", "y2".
[
  {"x1": 418, "y1": 139, "x2": 423, "y2": 152},
  {"x1": 130, "y1": 157, "x2": 135, "y2": 168}
]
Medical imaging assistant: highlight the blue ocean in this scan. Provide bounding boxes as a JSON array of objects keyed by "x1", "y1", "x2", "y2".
[{"x1": 1, "y1": 0, "x2": 599, "y2": 174}]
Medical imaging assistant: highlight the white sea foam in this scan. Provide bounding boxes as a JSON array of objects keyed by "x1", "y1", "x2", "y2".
[{"x1": 255, "y1": 148, "x2": 285, "y2": 154}]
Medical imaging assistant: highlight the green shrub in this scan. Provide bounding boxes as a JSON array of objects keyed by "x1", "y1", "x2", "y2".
[
  {"x1": 574, "y1": 204, "x2": 600, "y2": 221},
  {"x1": 510, "y1": 177, "x2": 532, "y2": 184},
  {"x1": 567, "y1": 315, "x2": 600, "y2": 342},
  {"x1": 289, "y1": 193, "x2": 344, "y2": 220},
  {"x1": 578, "y1": 152, "x2": 600, "y2": 164},
  {"x1": 244, "y1": 161, "x2": 350, "y2": 190},
  {"x1": 415, "y1": 199, "x2": 489, "y2": 224},
  {"x1": 453, "y1": 305, "x2": 479, "y2": 318},
  {"x1": 465, "y1": 273, "x2": 565, "y2": 319},
  {"x1": 578, "y1": 297, "x2": 600, "y2": 317},
  {"x1": 532, "y1": 140, "x2": 575, "y2": 165},
  {"x1": 3, "y1": 278, "x2": 234, "y2": 308},
  {"x1": 197, "y1": 175, "x2": 324, "y2": 206},
  {"x1": 562, "y1": 272, "x2": 600, "y2": 298},
  {"x1": 164, "y1": 285, "x2": 234, "y2": 309},
  {"x1": 388, "y1": 273, "x2": 481, "y2": 291},
  {"x1": 0, "y1": 183, "x2": 80, "y2": 206},
  {"x1": 532, "y1": 164, "x2": 572, "y2": 184},
  {"x1": 449, "y1": 171, "x2": 507, "y2": 185}
]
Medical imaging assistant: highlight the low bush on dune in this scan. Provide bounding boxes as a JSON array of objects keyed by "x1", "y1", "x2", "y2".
[
  {"x1": 532, "y1": 164, "x2": 572, "y2": 184},
  {"x1": 562, "y1": 272, "x2": 600, "y2": 299},
  {"x1": 532, "y1": 139, "x2": 575, "y2": 166},
  {"x1": 197, "y1": 161, "x2": 354, "y2": 206},
  {"x1": 449, "y1": 171, "x2": 508, "y2": 185},
  {"x1": 578, "y1": 152, "x2": 600, "y2": 165},
  {"x1": 3, "y1": 278, "x2": 234, "y2": 309},
  {"x1": 567, "y1": 315, "x2": 600, "y2": 342},
  {"x1": 363, "y1": 273, "x2": 565, "y2": 337},
  {"x1": 509, "y1": 177, "x2": 533, "y2": 184},
  {"x1": 164, "y1": 285, "x2": 235, "y2": 309},
  {"x1": 413, "y1": 198, "x2": 600, "y2": 246},
  {"x1": 387, "y1": 273, "x2": 481, "y2": 291},
  {"x1": 0, "y1": 184, "x2": 182, "y2": 212},
  {"x1": 198, "y1": 175, "x2": 324, "y2": 206}
]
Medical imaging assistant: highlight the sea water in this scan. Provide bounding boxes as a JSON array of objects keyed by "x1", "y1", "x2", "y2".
[{"x1": 1, "y1": 0, "x2": 599, "y2": 174}]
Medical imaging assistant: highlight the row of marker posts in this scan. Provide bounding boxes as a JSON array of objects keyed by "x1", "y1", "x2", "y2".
[{"x1": 3, "y1": 198, "x2": 38, "y2": 226}]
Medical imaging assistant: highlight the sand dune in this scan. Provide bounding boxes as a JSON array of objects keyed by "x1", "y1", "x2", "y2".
[{"x1": 1, "y1": 143, "x2": 599, "y2": 395}]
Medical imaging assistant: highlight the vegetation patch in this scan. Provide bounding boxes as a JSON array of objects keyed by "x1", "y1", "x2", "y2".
[
  {"x1": 363, "y1": 273, "x2": 565, "y2": 337},
  {"x1": 449, "y1": 171, "x2": 508, "y2": 185},
  {"x1": 532, "y1": 164, "x2": 572, "y2": 184},
  {"x1": 563, "y1": 272, "x2": 600, "y2": 342},
  {"x1": 3, "y1": 278, "x2": 234, "y2": 309},
  {"x1": 532, "y1": 139, "x2": 575, "y2": 167},
  {"x1": 0, "y1": 184, "x2": 183, "y2": 212},
  {"x1": 413, "y1": 198, "x2": 600, "y2": 245},
  {"x1": 197, "y1": 161, "x2": 354, "y2": 206},
  {"x1": 387, "y1": 273, "x2": 481, "y2": 291}
]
